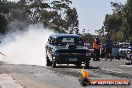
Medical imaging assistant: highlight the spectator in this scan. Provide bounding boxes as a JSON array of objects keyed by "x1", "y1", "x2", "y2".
[
  {"x1": 93, "y1": 37, "x2": 100, "y2": 61},
  {"x1": 130, "y1": 40, "x2": 132, "y2": 64},
  {"x1": 93, "y1": 39, "x2": 96, "y2": 61},
  {"x1": 105, "y1": 37, "x2": 113, "y2": 61},
  {"x1": 100, "y1": 45, "x2": 105, "y2": 59},
  {"x1": 130, "y1": 40, "x2": 132, "y2": 53}
]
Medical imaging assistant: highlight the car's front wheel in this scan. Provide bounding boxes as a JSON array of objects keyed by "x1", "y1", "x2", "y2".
[
  {"x1": 84, "y1": 59, "x2": 90, "y2": 68},
  {"x1": 52, "y1": 56, "x2": 56, "y2": 68},
  {"x1": 76, "y1": 62, "x2": 82, "y2": 68},
  {"x1": 52, "y1": 60, "x2": 56, "y2": 68},
  {"x1": 126, "y1": 57, "x2": 129, "y2": 60},
  {"x1": 85, "y1": 62, "x2": 89, "y2": 68},
  {"x1": 46, "y1": 56, "x2": 52, "y2": 66}
]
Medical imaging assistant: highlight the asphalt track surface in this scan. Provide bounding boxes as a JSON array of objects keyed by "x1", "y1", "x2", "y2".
[{"x1": 0, "y1": 59, "x2": 131, "y2": 88}]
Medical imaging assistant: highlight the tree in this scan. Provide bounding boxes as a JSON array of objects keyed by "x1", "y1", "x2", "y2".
[
  {"x1": 81, "y1": 33, "x2": 94, "y2": 44},
  {"x1": 128, "y1": 0, "x2": 132, "y2": 37},
  {"x1": 0, "y1": 14, "x2": 7, "y2": 34},
  {"x1": 0, "y1": 0, "x2": 79, "y2": 34},
  {"x1": 103, "y1": 13, "x2": 122, "y2": 35},
  {"x1": 66, "y1": 8, "x2": 79, "y2": 33},
  {"x1": 97, "y1": 2, "x2": 129, "y2": 42}
]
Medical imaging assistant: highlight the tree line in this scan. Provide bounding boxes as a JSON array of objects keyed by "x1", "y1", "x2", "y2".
[
  {"x1": 1, "y1": 0, "x2": 131, "y2": 43},
  {"x1": 96, "y1": 0, "x2": 132, "y2": 43},
  {"x1": 0, "y1": 0, "x2": 79, "y2": 34}
]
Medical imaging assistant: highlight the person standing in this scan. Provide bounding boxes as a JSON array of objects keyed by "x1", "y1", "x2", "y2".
[
  {"x1": 93, "y1": 39, "x2": 96, "y2": 61},
  {"x1": 105, "y1": 37, "x2": 113, "y2": 61},
  {"x1": 95, "y1": 37, "x2": 101, "y2": 61},
  {"x1": 93, "y1": 37, "x2": 100, "y2": 61},
  {"x1": 130, "y1": 41, "x2": 132, "y2": 53},
  {"x1": 100, "y1": 45, "x2": 105, "y2": 59},
  {"x1": 130, "y1": 40, "x2": 132, "y2": 64}
]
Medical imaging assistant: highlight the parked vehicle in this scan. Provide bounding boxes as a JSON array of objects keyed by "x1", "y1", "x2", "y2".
[
  {"x1": 45, "y1": 34, "x2": 91, "y2": 68},
  {"x1": 118, "y1": 42, "x2": 130, "y2": 59},
  {"x1": 84, "y1": 43, "x2": 94, "y2": 58},
  {"x1": 126, "y1": 46, "x2": 132, "y2": 65},
  {"x1": 111, "y1": 43, "x2": 119, "y2": 59},
  {"x1": 126, "y1": 46, "x2": 131, "y2": 60}
]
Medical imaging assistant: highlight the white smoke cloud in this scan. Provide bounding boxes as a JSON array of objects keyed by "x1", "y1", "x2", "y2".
[{"x1": 0, "y1": 23, "x2": 54, "y2": 66}]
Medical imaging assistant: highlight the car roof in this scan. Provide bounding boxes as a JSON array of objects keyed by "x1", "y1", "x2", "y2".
[
  {"x1": 49, "y1": 34, "x2": 81, "y2": 38},
  {"x1": 84, "y1": 43, "x2": 90, "y2": 45},
  {"x1": 119, "y1": 42, "x2": 130, "y2": 45}
]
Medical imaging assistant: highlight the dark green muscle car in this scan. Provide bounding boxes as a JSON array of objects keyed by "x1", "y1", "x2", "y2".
[{"x1": 45, "y1": 34, "x2": 91, "y2": 68}]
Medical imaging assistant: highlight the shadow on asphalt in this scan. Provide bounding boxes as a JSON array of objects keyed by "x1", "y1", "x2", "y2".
[
  {"x1": 55, "y1": 65, "x2": 99, "y2": 69},
  {"x1": 87, "y1": 66, "x2": 99, "y2": 69}
]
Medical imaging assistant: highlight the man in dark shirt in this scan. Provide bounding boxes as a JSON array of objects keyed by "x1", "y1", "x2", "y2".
[
  {"x1": 130, "y1": 41, "x2": 132, "y2": 64},
  {"x1": 105, "y1": 37, "x2": 113, "y2": 61},
  {"x1": 96, "y1": 37, "x2": 101, "y2": 61},
  {"x1": 130, "y1": 41, "x2": 132, "y2": 53}
]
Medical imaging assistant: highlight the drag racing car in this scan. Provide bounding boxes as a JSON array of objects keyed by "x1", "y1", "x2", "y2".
[{"x1": 45, "y1": 34, "x2": 91, "y2": 68}]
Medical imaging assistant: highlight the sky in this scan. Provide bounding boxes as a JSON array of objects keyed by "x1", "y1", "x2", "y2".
[
  {"x1": 72, "y1": 0, "x2": 127, "y2": 34},
  {"x1": 8, "y1": 0, "x2": 127, "y2": 35}
]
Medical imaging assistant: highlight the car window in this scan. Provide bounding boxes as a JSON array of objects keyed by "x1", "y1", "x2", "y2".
[
  {"x1": 62, "y1": 38, "x2": 74, "y2": 43},
  {"x1": 54, "y1": 37, "x2": 83, "y2": 46},
  {"x1": 84, "y1": 44, "x2": 92, "y2": 48},
  {"x1": 120, "y1": 44, "x2": 130, "y2": 48}
]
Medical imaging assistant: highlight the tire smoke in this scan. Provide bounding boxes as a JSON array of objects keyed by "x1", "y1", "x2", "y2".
[{"x1": 0, "y1": 23, "x2": 53, "y2": 66}]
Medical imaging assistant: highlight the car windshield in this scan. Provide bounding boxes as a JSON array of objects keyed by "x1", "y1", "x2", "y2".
[
  {"x1": 84, "y1": 44, "x2": 92, "y2": 49},
  {"x1": 53, "y1": 37, "x2": 84, "y2": 46},
  {"x1": 120, "y1": 44, "x2": 130, "y2": 49}
]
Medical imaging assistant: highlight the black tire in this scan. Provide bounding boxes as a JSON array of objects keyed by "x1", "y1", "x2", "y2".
[
  {"x1": 117, "y1": 56, "x2": 120, "y2": 60},
  {"x1": 85, "y1": 61, "x2": 90, "y2": 68},
  {"x1": 76, "y1": 62, "x2": 81, "y2": 68},
  {"x1": 52, "y1": 60, "x2": 56, "y2": 68},
  {"x1": 125, "y1": 62, "x2": 132, "y2": 65},
  {"x1": 117, "y1": 53, "x2": 120, "y2": 60},
  {"x1": 46, "y1": 56, "x2": 52, "y2": 66},
  {"x1": 126, "y1": 57, "x2": 129, "y2": 60}
]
